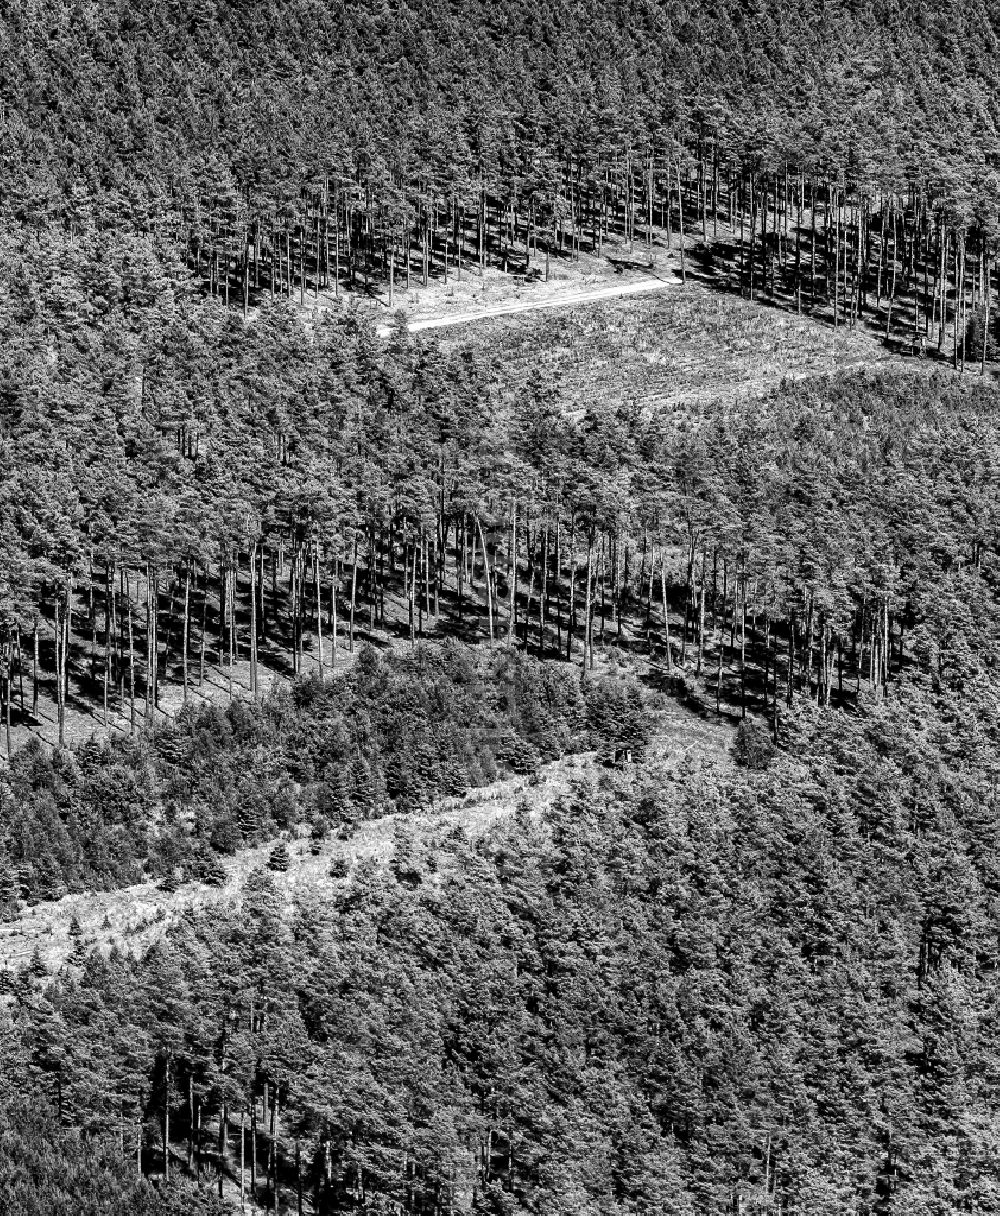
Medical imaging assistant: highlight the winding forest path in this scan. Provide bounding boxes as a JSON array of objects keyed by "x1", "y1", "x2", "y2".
[{"x1": 0, "y1": 698, "x2": 732, "y2": 977}]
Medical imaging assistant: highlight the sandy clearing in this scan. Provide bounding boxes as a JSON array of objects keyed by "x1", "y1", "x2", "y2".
[
  {"x1": 376, "y1": 273, "x2": 676, "y2": 337},
  {"x1": 0, "y1": 695, "x2": 734, "y2": 976},
  {"x1": 0, "y1": 750, "x2": 594, "y2": 976}
]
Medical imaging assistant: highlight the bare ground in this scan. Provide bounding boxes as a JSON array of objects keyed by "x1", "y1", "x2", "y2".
[
  {"x1": 447, "y1": 271, "x2": 943, "y2": 418},
  {"x1": 375, "y1": 271, "x2": 677, "y2": 337},
  {"x1": 355, "y1": 221, "x2": 993, "y2": 416},
  {"x1": 0, "y1": 695, "x2": 733, "y2": 978}
]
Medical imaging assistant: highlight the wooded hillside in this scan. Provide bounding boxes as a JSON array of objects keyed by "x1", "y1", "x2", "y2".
[
  {"x1": 4, "y1": 0, "x2": 1000, "y2": 740},
  {"x1": 5, "y1": 347, "x2": 1000, "y2": 1207},
  {"x1": 4, "y1": 1, "x2": 1000, "y2": 1211},
  {"x1": 7, "y1": 664, "x2": 1000, "y2": 1213},
  {"x1": 1, "y1": 0, "x2": 999, "y2": 342}
]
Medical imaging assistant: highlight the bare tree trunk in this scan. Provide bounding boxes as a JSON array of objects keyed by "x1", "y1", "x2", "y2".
[
  {"x1": 983, "y1": 245, "x2": 991, "y2": 375},
  {"x1": 676, "y1": 164, "x2": 686, "y2": 283},
  {"x1": 507, "y1": 501, "x2": 517, "y2": 646},
  {"x1": 474, "y1": 515, "x2": 494, "y2": 644},
  {"x1": 331, "y1": 556, "x2": 339, "y2": 669},
  {"x1": 104, "y1": 565, "x2": 111, "y2": 725},
  {"x1": 566, "y1": 519, "x2": 576, "y2": 661},
  {"x1": 182, "y1": 564, "x2": 190, "y2": 701},
  {"x1": 127, "y1": 576, "x2": 135, "y2": 734},
  {"x1": 349, "y1": 536, "x2": 358, "y2": 653},
  {"x1": 32, "y1": 623, "x2": 39, "y2": 719},
  {"x1": 315, "y1": 548, "x2": 324, "y2": 679},
  {"x1": 583, "y1": 530, "x2": 595, "y2": 679},
  {"x1": 659, "y1": 548, "x2": 674, "y2": 672}
]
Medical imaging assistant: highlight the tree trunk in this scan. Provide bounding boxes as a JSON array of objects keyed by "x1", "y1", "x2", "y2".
[
  {"x1": 163, "y1": 1065, "x2": 170, "y2": 1182},
  {"x1": 507, "y1": 501, "x2": 517, "y2": 646},
  {"x1": 249, "y1": 543, "x2": 258, "y2": 697},
  {"x1": 182, "y1": 565, "x2": 190, "y2": 701},
  {"x1": 315, "y1": 548, "x2": 324, "y2": 679},
  {"x1": 331, "y1": 556, "x2": 339, "y2": 668},
  {"x1": 566, "y1": 519, "x2": 576, "y2": 661},
  {"x1": 32, "y1": 623, "x2": 39, "y2": 719},
  {"x1": 349, "y1": 535, "x2": 358, "y2": 653},
  {"x1": 474, "y1": 515, "x2": 494, "y2": 644},
  {"x1": 127, "y1": 576, "x2": 135, "y2": 734},
  {"x1": 250, "y1": 1094, "x2": 259, "y2": 1207},
  {"x1": 676, "y1": 164, "x2": 686, "y2": 283},
  {"x1": 659, "y1": 548, "x2": 674, "y2": 672},
  {"x1": 583, "y1": 529, "x2": 595, "y2": 679},
  {"x1": 739, "y1": 577, "x2": 747, "y2": 719}
]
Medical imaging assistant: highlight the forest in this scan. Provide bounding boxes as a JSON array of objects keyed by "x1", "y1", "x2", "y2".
[
  {"x1": 3, "y1": 0, "x2": 1000, "y2": 1211},
  {"x1": 7, "y1": 656, "x2": 1000, "y2": 1214},
  {"x1": 1, "y1": 0, "x2": 999, "y2": 347}
]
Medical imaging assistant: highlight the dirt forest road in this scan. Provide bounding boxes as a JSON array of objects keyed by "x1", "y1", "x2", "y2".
[{"x1": 376, "y1": 272, "x2": 675, "y2": 337}]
